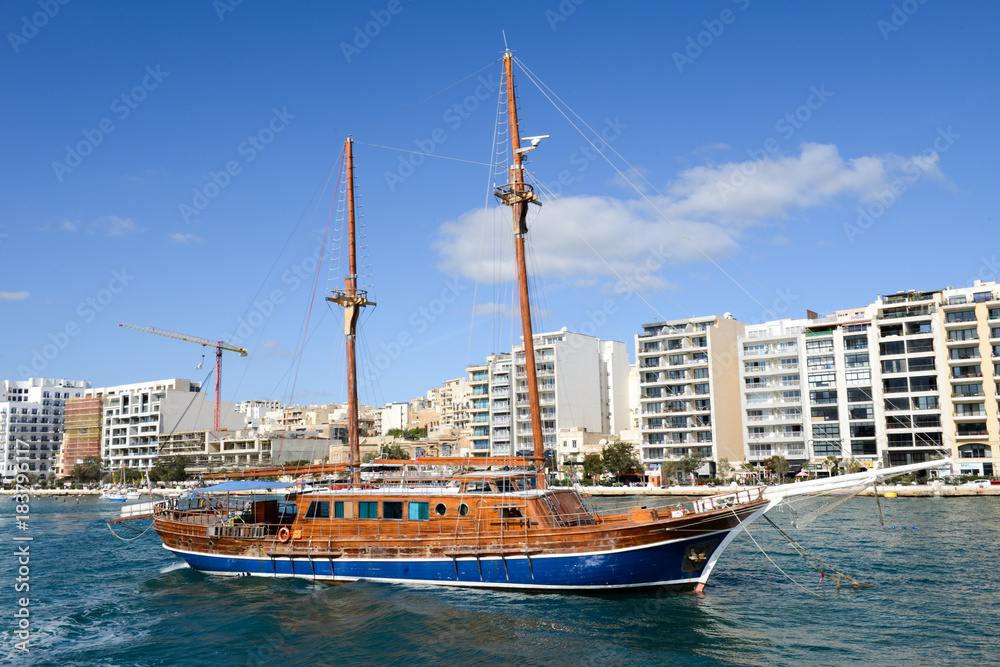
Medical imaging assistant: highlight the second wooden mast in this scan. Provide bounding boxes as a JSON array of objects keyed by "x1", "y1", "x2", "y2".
[
  {"x1": 494, "y1": 50, "x2": 545, "y2": 482},
  {"x1": 327, "y1": 138, "x2": 373, "y2": 487}
]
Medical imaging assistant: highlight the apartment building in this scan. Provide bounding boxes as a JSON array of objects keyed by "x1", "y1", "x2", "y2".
[
  {"x1": 90, "y1": 378, "x2": 244, "y2": 470},
  {"x1": 61, "y1": 396, "x2": 104, "y2": 475},
  {"x1": 636, "y1": 315, "x2": 745, "y2": 478},
  {"x1": 736, "y1": 280, "x2": 1000, "y2": 476},
  {"x1": 0, "y1": 378, "x2": 90, "y2": 483},
  {"x1": 513, "y1": 330, "x2": 629, "y2": 457}
]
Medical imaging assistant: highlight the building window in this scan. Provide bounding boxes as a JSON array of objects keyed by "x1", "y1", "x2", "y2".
[
  {"x1": 810, "y1": 390, "x2": 837, "y2": 404},
  {"x1": 844, "y1": 335, "x2": 868, "y2": 350},
  {"x1": 883, "y1": 378, "x2": 908, "y2": 394},
  {"x1": 851, "y1": 440, "x2": 877, "y2": 455},
  {"x1": 845, "y1": 370, "x2": 871, "y2": 385},
  {"x1": 805, "y1": 338, "x2": 833, "y2": 353},
  {"x1": 880, "y1": 341, "x2": 905, "y2": 356},
  {"x1": 808, "y1": 373, "x2": 835, "y2": 388},
  {"x1": 811, "y1": 406, "x2": 838, "y2": 422},
  {"x1": 847, "y1": 387, "x2": 872, "y2": 402}
]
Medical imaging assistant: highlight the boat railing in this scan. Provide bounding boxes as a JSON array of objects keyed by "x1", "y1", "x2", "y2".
[{"x1": 582, "y1": 487, "x2": 765, "y2": 523}]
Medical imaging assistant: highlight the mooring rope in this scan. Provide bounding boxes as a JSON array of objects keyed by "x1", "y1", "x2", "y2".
[
  {"x1": 106, "y1": 518, "x2": 157, "y2": 542},
  {"x1": 736, "y1": 512, "x2": 821, "y2": 597}
]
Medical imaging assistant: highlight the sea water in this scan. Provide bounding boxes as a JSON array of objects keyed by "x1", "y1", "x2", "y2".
[{"x1": 2, "y1": 495, "x2": 996, "y2": 666}]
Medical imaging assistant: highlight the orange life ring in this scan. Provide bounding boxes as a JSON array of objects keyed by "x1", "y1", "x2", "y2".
[{"x1": 277, "y1": 526, "x2": 291, "y2": 543}]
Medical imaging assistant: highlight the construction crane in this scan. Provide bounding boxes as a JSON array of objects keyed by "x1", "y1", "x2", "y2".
[{"x1": 119, "y1": 322, "x2": 248, "y2": 430}]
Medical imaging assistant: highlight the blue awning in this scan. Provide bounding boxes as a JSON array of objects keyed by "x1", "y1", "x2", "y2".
[{"x1": 198, "y1": 481, "x2": 294, "y2": 493}]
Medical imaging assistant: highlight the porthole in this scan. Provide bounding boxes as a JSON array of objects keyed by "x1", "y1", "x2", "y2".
[
  {"x1": 435, "y1": 503, "x2": 447, "y2": 516},
  {"x1": 458, "y1": 503, "x2": 469, "y2": 517}
]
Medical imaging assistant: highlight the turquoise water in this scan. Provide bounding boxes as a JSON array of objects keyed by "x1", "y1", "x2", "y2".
[{"x1": 2, "y1": 495, "x2": 997, "y2": 666}]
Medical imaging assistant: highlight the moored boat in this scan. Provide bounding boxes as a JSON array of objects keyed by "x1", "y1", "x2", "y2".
[{"x1": 111, "y1": 48, "x2": 950, "y2": 592}]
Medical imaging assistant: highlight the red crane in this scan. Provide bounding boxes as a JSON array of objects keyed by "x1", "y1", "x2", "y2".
[{"x1": 120, "y1": 322, "x2": 248, "y2": 430}]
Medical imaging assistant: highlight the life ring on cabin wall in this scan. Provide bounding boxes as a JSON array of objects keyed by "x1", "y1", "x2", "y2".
[{"x1": 277, "y1": 527, "x2": 291, "y2": 543}]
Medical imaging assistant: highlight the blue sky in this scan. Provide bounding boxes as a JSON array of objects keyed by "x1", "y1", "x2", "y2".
[{"x1": 2, "y1": 1, "x2": 996, "y2": 407}]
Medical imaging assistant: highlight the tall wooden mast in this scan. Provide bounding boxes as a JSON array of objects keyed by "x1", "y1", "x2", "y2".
[
  {"x1": 327, "y1": 138, "x2": 373, "y2": 487},
  {"x1": 494, "y1": 50, "x2": 545, "y2": 483}
]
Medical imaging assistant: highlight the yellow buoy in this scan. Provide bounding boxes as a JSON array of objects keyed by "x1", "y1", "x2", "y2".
[{"x1": 883, "y1": 491, "x2": 898, "y2": 498}]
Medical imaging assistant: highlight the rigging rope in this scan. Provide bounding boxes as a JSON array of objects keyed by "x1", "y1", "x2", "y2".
[
  {"x1": 513, "y1": 56, "x2": 780, "y2": 320},
  {"x1": 763, "y1": 514, "x2": 873, "y2": 590}
]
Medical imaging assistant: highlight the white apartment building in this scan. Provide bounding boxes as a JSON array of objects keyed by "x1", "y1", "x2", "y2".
[
  {"x1": 739, "y1": 308, "x2": 877, "y2": 473},
  {"x1": 1, "y1": 378, "x2": 90, "y2": 482},
  {"x1": 513, "y1": 330, "x2": 629, "y2": 457},
  {"x1": 636, "y1": 315, "x2": 745, "y2": 478},
  {"x1": 90, "y1": 378, "x2": 244, "y2": 470},
  {"x1": 380, "y1": 402, "x2": 410, "y2": 435},
  {"x1": 737, "y1": 280, "x2": 1000, "y2": 477}
]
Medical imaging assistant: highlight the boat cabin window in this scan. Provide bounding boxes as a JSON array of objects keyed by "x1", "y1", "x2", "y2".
[
  {"x1": 458, "y1": 503, "x2": 470, "y2": 517},
  {"x1": 305, "y1": 500, "x2": 330, "y2": 519},
  {"x1": 434, "y1": 503, "x2": 447, "y2": 517},
  {"x1": 382, "y1": 501, "x2": 404, "y2": 520},
  {"x1": 278, "y1": 501, "x2": 297, "y2": 523},
  {"x1": 334, "y1": 501, "x2": 353, "y2": 519},
  {"x1": 358, "y1": 501, "x2": 378, "y2": 519},
  {"x1": 465, "y1": 480, "x2": 494, "y2": 493},
  {"x1": 408, "y1": 501, "x2": 429, "y2": 521},
  {"x1": 515, "y1": 477, "x2": 538, "y2": 491},
  {"x1": 495, "y1": 478, "x2": 518, "y2": 493}
]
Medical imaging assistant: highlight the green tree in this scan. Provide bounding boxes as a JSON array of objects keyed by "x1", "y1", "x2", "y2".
[
  {"x1": 678, "y1": 453, "x2": 706, "y2": 482},
  {"x1": 823, "y1": 455, "x2": 843, "y2": 476},
  {"x1": 601, "y1": 441, "x2": 642, "y2": 483},
  {"x1": 763, "y1": 455, "x2": 790, "y2": 483},
  {"x1": 149, "y1": 456, "x2": 191, "y2": 483},
  {"x1": 282, "y1": 459, "x2": 311, "y2": 467},
  {"x1": 71, "y1": 457, "x2": 103, "y2": 483},
  {"x1": 379, "y1": 443, "x2": 409, "y2": 459},
  {"x1": 582, "y1": 453, "x2": 604, "y2": 481},
  {"x1": 717, "y1": 457, "x2": 733, "y2": 481}
]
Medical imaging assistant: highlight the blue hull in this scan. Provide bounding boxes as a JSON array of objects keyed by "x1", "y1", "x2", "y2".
[{"x1": 164, "y1": 528, "x2": 741, "y2": 590}]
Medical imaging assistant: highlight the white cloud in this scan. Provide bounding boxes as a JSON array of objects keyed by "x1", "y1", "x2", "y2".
[
  {"x1": 666, "y1": 143, "x2": 942, "y2": 220},
  {"x1": 473, "y1": 302, "x2": 515, "y2": 318},
  {"x1": 0, "y1": 291, "x2": 29, "y2": 301},
  {"x1": 97, "y1": 216, "x2": 138, "y2": 236},
  {"x1": 435, "y1": 196, "x2": 738, "y2": 283},
  {"x1": 434, "y1": 143, "x2": 944, "y2": 283},
  {"x1": 170, "y1": 232, "x2": 202, "y2": 244},
  {"x1": 261, "y1": 339, "x2": 279, "y2": 349},
  {"x1": 49, "y1": 215, "x2": 141, "y2": 236}
]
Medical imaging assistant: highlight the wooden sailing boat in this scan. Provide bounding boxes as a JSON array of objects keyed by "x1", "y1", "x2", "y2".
[{"x1": 116, "y1": 50, "x2": 949, "y2": 591}]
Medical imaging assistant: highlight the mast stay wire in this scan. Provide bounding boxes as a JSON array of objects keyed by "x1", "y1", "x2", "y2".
[
  {"x1": 512, "y1": 56, "x2": 779, "y2": 321},
  {"x1": 357, "y1": 58, "x2": 503, "y2": 137},
  {"x1": 229, "y1": 149, "x2": 345, "y2": 402},
  {"x1": 466, "y1": 77, "x2": 507, "y2": 370}
]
